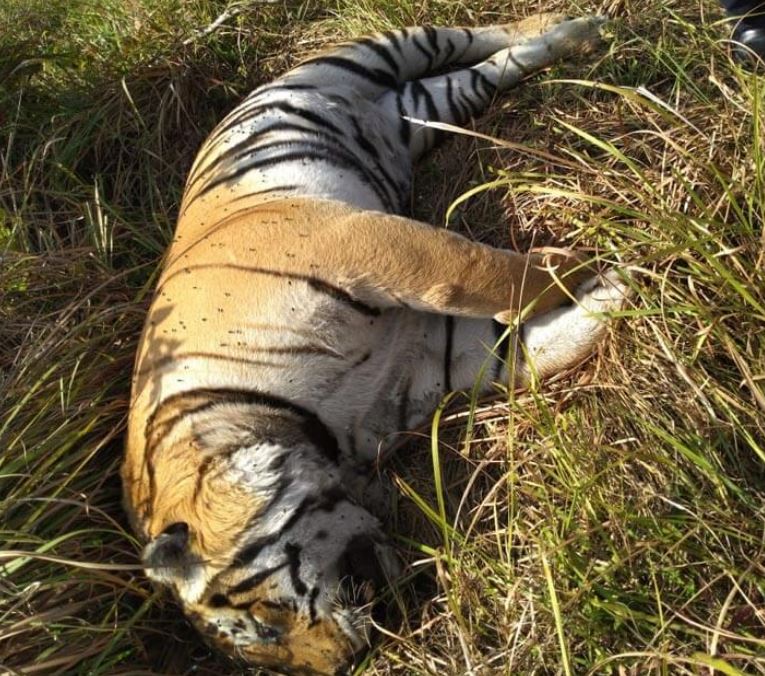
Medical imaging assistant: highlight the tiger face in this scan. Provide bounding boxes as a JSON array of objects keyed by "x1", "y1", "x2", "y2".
[
  {"x1": 187, "y1": 525, "x2": 395, "y2": 675},
  {"x1": 132, "y1": 396, "x2": 399, "y2": 675},
  {"x1": 145, "y1": 510, "x2": 396, "y2": 675}
]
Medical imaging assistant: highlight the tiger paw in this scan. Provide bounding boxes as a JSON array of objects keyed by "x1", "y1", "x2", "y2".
[
  {"x1": 527, "y1": 247, "x2": 594, "y2": 313},
  {"x1": 518, "y1": 267, "x2": 631, "y2": 381},
  {"x1": 574, "y1": 268, "x2": 632, "y2": 314}
]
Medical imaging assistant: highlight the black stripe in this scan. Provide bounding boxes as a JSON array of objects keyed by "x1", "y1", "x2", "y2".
[
  {"x1": 308, "y1": 586, "x2": 320, "y2": 626},
  {"x1": 395, "y1": 90, "x2": 411, "y2": 147},
  {"x1": 188, "y1": 109, "x2": 327, "y2": 186},
  {"x1": 347, "y1": 116, "x2": 406, "y2": 208},
  {"x1": 357, "y1": 36, "x2": 401, "y2": 77},
  {"x1": 423, "y1": 26, "x2": 439, "y2": 64},
  {"x1": 201, "y1": 99, "x2": 338, "y2": 167},
  {"x1": 230, "y1": 560, "x2": 289, "y2": 596},
  {"x1": 252, "y1": 476, "x2": 293, "y2": 521},
  {"x1": 187, "y1": 118, "x2": 346, "y2": 198},
  {"x1": 345, "y1": 430, "x2": 357, "y2": 459},
  {"x1": 445, "y1": 76, "x2": 464, "y2": 125},
  {"x1": 470, "y1": 68, "x2": 497, "y2": 100},
  {"x1": 146, "y1": 460, "x2": 157, "y2": 522},
  {"x1": 348, "y1": 115, "x2": 380, "y2": 160},
  {"x1": 249, "y1": 344, "x2": 342, "y2": 357},
  {"x1": 299, "y1": 412, "x2": 342, "y2": 465},
  {"x1": 407, "y1": 80, "x2": 444, "y2": 147},
  {"x1": 137, "y1": 351, "x2": 286, "y2": 378},
  {"x1": 383, "y1": 30, "x2": 402, "y2": 54},
  {"x1": 381, "y1": 133, "x2": 396, "y2": 156},
  {"x1": 193, "y1": 455, "x2": 215, "y2": 502},
  {"x1": 411, "y1": 35, "x2": 433, "y2": 71},
  {"x1": 299, "y1": 55, "x2": 397, "y2": 89},
  {"x1": 352, "y1": 352, "x2": 371, "y2": 368},
  {"x1": 284, "y1": 543, "x2": 307, "y2": 595},
  {"x1": 468, "y1": 70, "x2": 489, "y2": 106},
  {"x1": 232, "y1": 488, "x2": 349, "y2": 568},
  {"x1": 507, "y1": 51, "x2": 531, "y2": 76},
  {"x1": 204, "y1": 83, "x2": 319, "y2": 148},
  {"x1": 160, "y1": 263, "x2": 380, "y2": 318},
  {"x1": 443, "y1": 316, "x2": 454, "y2": 392},
  {"x1": 476, "y1": 69, "x2": 498, "y2": 96},
  {"x1": 145, "y1": 398, "x2": 218, "y2": 446},
  {"x1": 210, "y1": 101, "x2": 345, "y2": 149},
  {"x1": 232, "y1": 496, "x2": 315, "y2": 567},
  {"x1": 194, "y1": 144, "x2": 396, "y2": 211},
  {"x1": 307, "y1": 278, "x2": 380, "y2": 316},
  {"x1": 144, "y1": 395, "x2": 249, "y2": 498},
  {"x1": 191, "y1": 119, "x2": 341, "y2": 190},
  {"x1": 182, "y1": 188, "x2": 295, "y2": 220},
  {"x1": 458, "y1": 89, "x2": 480, "y2": 118},
  {"x1": 193, "y1": 144, "x2": 394, "y2": 211},
  {"x1": 409, "y1": 80, "x2": 440, "y2": 121},
  {"x1": 492, "y1": 320, "x2": 511, "y2": 380},
  {"x1": 218, "y1": 120, "x2": 342, "y2": 168},
  {"x1": 462, "y1": 28, "x2": 474, "y2": 45},
  {"x1": 347, "y1": 115, "x2": 407, "y2": 211},
  {"x1": 444, "y1": 37, "x2": 456, "y2": 63},
  {"x1": 155, "y1": 386, "x2": 340, "y2": 463},
  {"x1": 252, "y1": 82, "x2": 318, "y2": 96},
  {"x1": 228, "y1": 185, "x2": 298, "y2": 202},
  {"x1": 268, "y1": 452, "x2": 288, "y2": 472},
  {"x1": 456, "y1": 29, "x2": 475, "y2": 63},
  {"x1": 316, "y1": 486, "x2": 349, "y2": 511},
  {"x1": 424, "y1": 26, "x2": 439, "y2": 50}
]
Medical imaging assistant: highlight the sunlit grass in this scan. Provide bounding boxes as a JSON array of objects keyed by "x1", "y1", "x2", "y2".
[{"x1": 2, "y1": 0, "x2": 764, "y2": 674}]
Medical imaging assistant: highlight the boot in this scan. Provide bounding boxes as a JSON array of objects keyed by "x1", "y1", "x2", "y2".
[{"x1": 720, "y1": 0, "x2": 765, "y2": 67}]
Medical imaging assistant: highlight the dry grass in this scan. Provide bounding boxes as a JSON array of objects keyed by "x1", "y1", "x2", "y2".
[{"x1": 2, "y1": 0, "x2": 764, "y2": 674}]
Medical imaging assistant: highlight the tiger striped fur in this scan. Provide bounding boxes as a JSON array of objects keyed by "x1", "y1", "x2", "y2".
[{"x1": 123, "y1": 13, "x2": 628, "y2": 676}]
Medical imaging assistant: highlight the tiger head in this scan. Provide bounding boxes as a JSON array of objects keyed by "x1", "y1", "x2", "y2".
[{"x1": 126, "y1": 393, "x2": 400, "y2": 675}]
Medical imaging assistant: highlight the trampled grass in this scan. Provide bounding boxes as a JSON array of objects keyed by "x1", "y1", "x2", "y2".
[{"x1": 1, "y1": 0, "x2": 763, "y2": 674}]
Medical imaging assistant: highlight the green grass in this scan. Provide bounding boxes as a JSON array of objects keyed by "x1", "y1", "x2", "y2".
[{"x1": 2, "y1": 0, "x2": 764, "y2": 674}]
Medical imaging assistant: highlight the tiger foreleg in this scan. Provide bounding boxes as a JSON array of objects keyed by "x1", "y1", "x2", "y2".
[{"x1": 276, "y1": 200, "x2": 595, "y2": 320}]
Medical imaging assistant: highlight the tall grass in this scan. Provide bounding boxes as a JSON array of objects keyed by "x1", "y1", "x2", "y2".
[{"x1": 2, "y1": 0, "x2": 764, "y2": 674}]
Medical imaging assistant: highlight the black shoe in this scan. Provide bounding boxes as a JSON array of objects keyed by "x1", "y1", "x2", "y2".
[{"x1": 731, "y1": 25, "x2": 765, "y2": 69}]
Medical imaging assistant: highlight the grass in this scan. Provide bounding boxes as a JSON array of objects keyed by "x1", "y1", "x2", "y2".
[{"x1": 1, "y1": 0, "x2": 764, "y2": 674}]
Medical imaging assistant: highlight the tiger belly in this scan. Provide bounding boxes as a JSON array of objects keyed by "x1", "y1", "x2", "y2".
[{"x1": 318, "y1": 310, "x2": 509, "y2": 466}]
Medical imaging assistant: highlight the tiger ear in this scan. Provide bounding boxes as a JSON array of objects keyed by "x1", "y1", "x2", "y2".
[{"x1": 142, "y1": 521, "x2": 192, "y2": 584}]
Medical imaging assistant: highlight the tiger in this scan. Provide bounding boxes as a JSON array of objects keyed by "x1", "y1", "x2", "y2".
[{"x1": 123, "y1": 12, "x2": 629, "y2": 676}]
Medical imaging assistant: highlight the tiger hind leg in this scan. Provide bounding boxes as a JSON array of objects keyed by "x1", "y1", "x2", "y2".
[
  {"x1": 377, "y1": 15, "x2": 606, "y2": 159},
  {"x1": 282, "y1": 14, "x2": 602, "y2": 99}
]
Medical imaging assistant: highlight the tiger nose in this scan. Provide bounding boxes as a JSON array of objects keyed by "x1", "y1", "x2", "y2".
[
  {"x1": 142, "y1": 520, "x2": 198, "y2": 588},
  {"x1": 161, "y1": 521, "x2": 189, "y2": 539}
]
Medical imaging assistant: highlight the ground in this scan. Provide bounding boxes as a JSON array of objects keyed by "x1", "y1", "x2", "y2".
[{"x1": 1, "y1": 0, "x2": 764, "y2": 674}]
